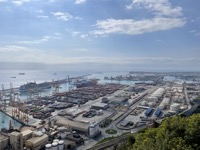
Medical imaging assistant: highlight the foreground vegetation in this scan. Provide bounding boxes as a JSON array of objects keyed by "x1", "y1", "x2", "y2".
[
  {"x1": 115, "y1": 114, "x2": 200, "y2": 150},
  {"x1": 105, "y1": 129, "x2": 117, "y2": 134}
]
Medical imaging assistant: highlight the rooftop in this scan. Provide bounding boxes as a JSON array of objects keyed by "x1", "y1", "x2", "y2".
[
  {"x1": 0, "y1": 133, "x2": 8, "y2": 141},
  {"x1": 56, "y1": 116, "x2": 89, "y2": 132}
]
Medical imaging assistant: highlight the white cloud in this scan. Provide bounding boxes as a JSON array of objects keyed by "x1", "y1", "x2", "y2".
[
  {"x1": 92, "y1": 17, "x2": 186, "y2": 35},
  {"x1": 72, "y1": 32, "x2": 88, "y2": 38},
  {"x1": 189, "y1": 30, "x2": 200, "y2": 36},
  {"x1": 80, "y1": 34, "x2": 88, "y2": 38},
  {"x1": 37, "y1": 15, "x2": 49, "y2": 19},
  {"x1": 75, "y1": 48, "x2": 89, "y2": 52},
  {"x1": 195, "y1": 33, "x2": 200, "y2": 36},
  {"x1": 0, "y1": 45, "x2": 31, "y2": 52},
  {"x1": 54, "y1": 32, "x2": 61, "y2": 36},
  {"x1": 17, "y1": 34, "x2": 62, "y2": 44},
  {"x1": 31, "y1": 56, "x2": 200, "y2": 65},
  {"x1": 12, "y1": 0, "x2": 30, "y2": 6},
  {"x1": 52, "y1": 12, "x2": 73, "y2": 21},
  {"x1": 91, "y1": 0, "x2": 185, "y2": 36},
  {"x1": 52, "y1": 12, "x2": 82, "y2": 21},
  {"x1": 72, "y1": 31, "x2": 81, "y2": 36},
  {"x1": 75, "y1": 0, "x2": 86, "y2": 4},
  {"x1": 0, "y1": 0, "x2": 7, "y2": 2},
  {"x1": 126, "y1": 0, "x2": 183, "y2": 17}
]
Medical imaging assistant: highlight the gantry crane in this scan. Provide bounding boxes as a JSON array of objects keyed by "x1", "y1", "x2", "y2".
[{"x1": 52, "y1": 79, "x2": 60, "y2": 95}]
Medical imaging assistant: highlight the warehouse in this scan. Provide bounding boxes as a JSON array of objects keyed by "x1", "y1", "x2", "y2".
[
  {"x1": 145, "y1": 107, "x2": 153, "y2": 116},
  {"x1": 56, "y1": 116, "x2": 101, "y2": 138},
  {"x1": 91, "y1": 102, "x2": 109, "y2": 110},
  {"x1": 154, "y1": 108, "x2": 162, "y2": 117},
  {"x1": 25, "y1": 132, "x2": 48, "y2": 150},
  {"x1": 159, "y1": 97, "x2": 170, "y2": 110},
  {"x1": 0, "y1": 133, "x2": 9, "y2": 150},
  {"x1": 147, "y1": 88, "x2": 165, "y2": 102},
  {"x1": 170, "y1": 103, "x2": 180, "y2": 112},
  {"x1": 56, "y1": 116, "x2": 89, "y2": 135}
]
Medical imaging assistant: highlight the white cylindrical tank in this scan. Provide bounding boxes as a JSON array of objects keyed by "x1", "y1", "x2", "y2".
[
  {"x1": 98, "y1": 110, "x2": 103, "y2": 115},
  {"x1": 53, "y1": 139, "x2": 59, "y2": 143},
  {"x1": 58, "y1": 140, "x2": 64, "y2": 150},
  {"x1": 89, "y1": 123, "x2": 96, "y2": 137},
  {"x1": 52, "y1": 142, "x2": 58, "y2": 150},
  {"x1": 45, "y1": 144, "x2": 52, "y2": 150},
  {"x1": 170, "y1": 103, "x2": 180, "y2": 112}
]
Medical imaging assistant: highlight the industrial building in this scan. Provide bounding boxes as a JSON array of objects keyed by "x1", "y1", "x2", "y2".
[
  {"x1": 0, "y1": 133, "x2": 9, "y2": 150},
  {"x1": 159, "y1": 97, "x2": 170, "y2": 110},
  {"x1": 170, "y1": 103, "x2": 180, "y2": 112},
  {"x1": 145, "y1": 107, "x2": 153, "y2": 116},
  {"x1": 56, "y1": 116, "x2": 100, "y2": 138},
  {"x1": 25, "y1": 132, "x2": 48, "y2": 150},
  {"x1": 10, "y1": 132, "x2": 23, "y2": 150},
  {"x1": 154, "y1": 108, "x2": 162, "y2": 117},
  {"x1": 91, "y1": 102, "x2": 109, "y2": 110},
  {"x1": 146, "y1": 88, "x2": 165, "y2": 102}
]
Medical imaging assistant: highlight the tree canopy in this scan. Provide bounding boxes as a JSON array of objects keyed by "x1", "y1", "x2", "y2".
[{"x1": 133, "y1": 114, "x2": 200, "y2": 150}]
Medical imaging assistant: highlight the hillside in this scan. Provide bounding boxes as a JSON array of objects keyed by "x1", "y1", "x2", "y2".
[{"x1": 115, "y1": 114, "x2": 200, "y2": 150}]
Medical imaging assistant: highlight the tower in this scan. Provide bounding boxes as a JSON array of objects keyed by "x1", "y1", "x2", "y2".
[{"x1": 52, "y1": 79, "x2": 60, "y2": 95}]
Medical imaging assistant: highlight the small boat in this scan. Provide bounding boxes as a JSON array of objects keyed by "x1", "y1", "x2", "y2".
[
  {"x1": 19, "y1": 73, "x2": 25, "y2": 75},
  {"x1": 10, "y1": 76, "x2": 16, "y2": 78},
  {"x1": 53, "y1": 73, "x2": 57, "y2": 75}
]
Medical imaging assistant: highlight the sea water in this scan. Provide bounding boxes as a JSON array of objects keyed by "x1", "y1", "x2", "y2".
[
  {"x1": 0, "y1": 69, "x2": 90, "y2": 89},
  {"x1": 0, "y1": 111, "x2": 22, "y2": 129}
]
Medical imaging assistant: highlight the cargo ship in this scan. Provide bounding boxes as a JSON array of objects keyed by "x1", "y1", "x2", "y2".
[
  {"x1": 19, "y1": 73, "x2": 25, "y2": 75},
  {"x1": 19, "y1": 82, "x2": 51, "y2": 93},
  {"x1": 75, "y1": 79, "x2": 97, "y2": 88}
]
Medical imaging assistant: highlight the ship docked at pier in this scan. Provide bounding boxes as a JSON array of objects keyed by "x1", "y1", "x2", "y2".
[
  {"x1": 19, "y1": 82, "x2": 51, "y2": 93},
  {"x1": 75, "y1": 79, "x2": 98, "y2": 88}
]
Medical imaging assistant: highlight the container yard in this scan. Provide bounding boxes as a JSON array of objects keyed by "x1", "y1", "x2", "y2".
[{"x1": 0, "y1": 72, "x2": 198, "y2": 150}]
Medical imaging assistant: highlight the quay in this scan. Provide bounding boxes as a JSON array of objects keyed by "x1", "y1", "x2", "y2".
[{"x1": 0, "y1": 74, "x2": 91, "y2": 93}]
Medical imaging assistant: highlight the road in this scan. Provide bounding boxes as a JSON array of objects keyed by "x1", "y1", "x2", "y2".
[
  {"x1": 179, "y1": 84, "x2": 192, "y2": 115},
  {"x1": 86, "y1": 134, "x2": 129, "y2": 150},
  {"x1": 99, "y1": 87, "x2": 157, "y2": 138}
]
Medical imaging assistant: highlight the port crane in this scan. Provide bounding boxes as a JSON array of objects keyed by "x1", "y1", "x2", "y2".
[
  {"x1": 26, "y1": 84, "x2": 40, "y2": 101},
  {"x1": 68, "y1": 75, "x2": 74, "y2": 91},
  {"x1": 0, "y1": 84, "x2": 6, "y2": 112},
  {"x1": 52, "y1": 79, "x2": 60, "y2": 95}
]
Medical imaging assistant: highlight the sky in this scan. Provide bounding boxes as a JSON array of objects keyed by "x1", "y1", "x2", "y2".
[{"x1": 0, "y1": 0, "x2": 200, "y2": 71}]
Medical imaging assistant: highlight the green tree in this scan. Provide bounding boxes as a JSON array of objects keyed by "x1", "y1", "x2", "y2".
[{"x1": 132, "y1": 114, "x2": 200, "y2": 150}]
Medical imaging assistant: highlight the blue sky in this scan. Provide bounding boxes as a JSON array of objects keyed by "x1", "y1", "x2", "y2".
[{"x1": 0, "y1": 0, "x2": 200, "y2": 71}]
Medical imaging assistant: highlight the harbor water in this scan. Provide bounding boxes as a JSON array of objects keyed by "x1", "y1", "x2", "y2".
[{"x1": 0, "y1": 111, "x2": 22, "y2": 129}]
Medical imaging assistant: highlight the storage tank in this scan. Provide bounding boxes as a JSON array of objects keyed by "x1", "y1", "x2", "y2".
[
  {"x1": 52, "y1": 142, "x2": 58, "y2": 150},
  {"x1": 53, "y1": 139, "x2": 59, "y2": 143},
  {"x1": 170, "y1": 103, "x2": 180, "y2": 112},
  {"x1": 45, "y1": 144, "x2": 52, "y2": 150},
  {"x1": 58, "y1": 140, "x2": 64, "y2": 150},
  {"x1": 89, "y1": 123, "x2": 96, "y2": 137},
  {"x1": 93, "y1": 123, "x2": 99, "y2": 135}
]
